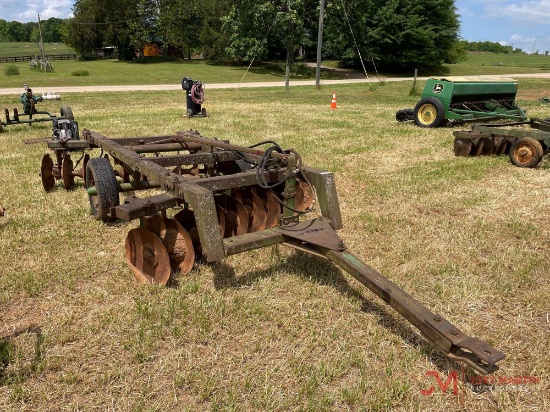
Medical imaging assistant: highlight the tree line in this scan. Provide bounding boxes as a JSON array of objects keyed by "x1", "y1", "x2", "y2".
[
  {"x1": 460, "y1": 40, "x2": 525, "y2": 55},
  {"x1": 1, "y1": 1, "x2": 529, "y2": 69},
  {"x1": 0, "y1": 18, "x2": 65, "y2": 43}
]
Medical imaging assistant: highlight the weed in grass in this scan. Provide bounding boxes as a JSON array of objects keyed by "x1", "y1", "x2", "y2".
[
  {"x1": 71, "y1": 69, "x2": 90, "y2": 76},
  {"x1": 4, "y1": 65, "x2": 19, "y2": 76}
]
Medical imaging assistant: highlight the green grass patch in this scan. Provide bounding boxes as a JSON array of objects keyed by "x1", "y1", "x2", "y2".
[
  {"x1": 0, "y1": 42, "x2": 72, "y2": 58},
  {"x1": 71, "y1": 69, "x2": 89, "y2": 77},
  {"x1": 3, "y1": 65, "x2": 19, "y2": 76}
]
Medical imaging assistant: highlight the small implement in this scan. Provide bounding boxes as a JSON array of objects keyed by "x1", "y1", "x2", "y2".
[
  {"x1": 1, "y1": 85, "x2": 73, "y2": 133},
  {"x1": 43, "y1": 129, "x2": 505, "y2": 374}
]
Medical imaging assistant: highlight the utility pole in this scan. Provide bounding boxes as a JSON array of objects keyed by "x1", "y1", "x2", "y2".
[
  {"x1": 285, "y1": 3, "x2": 291, "y2": 92},
  {"x1": 315, "y1": 0, "x2": 325, "y2": 90},
  {"x1": 37, "y1": 14, "x2": 46, "y2": 62}
]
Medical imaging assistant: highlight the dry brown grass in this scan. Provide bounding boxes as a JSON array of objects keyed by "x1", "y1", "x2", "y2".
[{"x1": 0, "y1": 81, "x2": 549, "y2": 411}]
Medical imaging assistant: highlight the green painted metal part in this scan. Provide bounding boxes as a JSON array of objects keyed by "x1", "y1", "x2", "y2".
[{"x1": 421, "y1": 77, "x2": 527, "y2": 122}]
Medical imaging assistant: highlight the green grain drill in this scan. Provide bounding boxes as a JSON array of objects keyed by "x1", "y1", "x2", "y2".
[{"x1": 396, "y1": 77, "x2": 527, "y2": 127}]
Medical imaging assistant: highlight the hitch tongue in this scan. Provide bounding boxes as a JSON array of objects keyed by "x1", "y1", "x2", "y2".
[
  {"x1": 280, "y1": 218, "x2": 504, "y2": 375},
  {"x1": 327, "y1": 249, "x2": 504, "y2": 374},
  {"x1": 325, "y1": 249, "x2": 504, "y2": 375}
]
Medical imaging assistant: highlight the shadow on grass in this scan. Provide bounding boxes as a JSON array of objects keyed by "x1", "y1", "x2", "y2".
[{"x1": 211, "y1": 250, "x2": 457, "y2": 375}]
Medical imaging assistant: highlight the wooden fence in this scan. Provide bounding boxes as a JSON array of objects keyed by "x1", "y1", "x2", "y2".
[{"x1": 0, "y1": 54, "x2": 77, "y2": 63}]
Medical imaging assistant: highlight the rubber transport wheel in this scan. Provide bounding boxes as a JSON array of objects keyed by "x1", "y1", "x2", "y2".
[
  {"x1": 509, "y1": 137, "x2": 544, "y2": 168},
  {"x1": 413, "y1": 97, "x2": 445, "y2": 128},
  {"x1": 85, "y1": 157, "x2": 120, "y2": 221},
  {"x1": 60, "y1": 105, "x2": 74, "y2": 120}
]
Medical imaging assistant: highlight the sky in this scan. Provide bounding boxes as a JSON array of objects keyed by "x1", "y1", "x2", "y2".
[{"x1": 1, "y1": 0, "x2": 550, "y2": 54}]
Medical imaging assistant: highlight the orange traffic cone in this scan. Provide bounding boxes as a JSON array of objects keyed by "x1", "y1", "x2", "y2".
[{"x1": 330, "y1": 92, "x2": 337, "y2": 109}]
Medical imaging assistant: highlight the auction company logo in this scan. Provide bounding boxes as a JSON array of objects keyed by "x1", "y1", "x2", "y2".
[{"x1": 415, "y1": 368, "x2": 540, "y2": 404}]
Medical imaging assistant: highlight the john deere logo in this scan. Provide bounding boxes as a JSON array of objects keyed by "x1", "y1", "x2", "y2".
[{"x1": 433, "y1": 83, "x2": 444, "y2": 94}]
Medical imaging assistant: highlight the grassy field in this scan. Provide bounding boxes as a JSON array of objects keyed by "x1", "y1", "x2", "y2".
[
  {"x1": 0, "y1": 42, "x2": 73, "y2": 58},
  {"x1": 0, "y1": 78, "x2": 549, "y2": 411},
  {"x1": 2, "y1": 42, "x2": 550, "y2": 89}
]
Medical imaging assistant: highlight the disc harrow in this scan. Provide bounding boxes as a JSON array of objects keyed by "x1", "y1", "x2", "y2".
[
  {"x1": 42, "y1": 128, "x2": 505, "y2": 375},
  {"x1": 453, "y1": 119, "x2": 550, "y2": 168}
]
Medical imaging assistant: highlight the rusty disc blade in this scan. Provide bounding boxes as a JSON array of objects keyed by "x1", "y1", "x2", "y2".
[
  {"x1": 480, "y1": 138, "x2": 495, "y2": 156},
  {"x1": 159, "y1": 218, "x2": 195, "y2": 275},
  {"x1": 125, "y1": 227, "x2": 171, "y2": 285},
  {"x1": 494, "y1": 137, "x2": 509, "y2": 155},
  {"x1": 295, "y1": 179, "x2": 315, "y2": 211},
  {"x1": 217, "y1": 205, "x2": 234, "y2": 238},
  {"x1": 263, "y1": 190, "x2": 281, "y2": 228},
  {"x1": 453, "y1": 139, "x2": 472, "y2": 157},
  {"x1": 225, "y1": 209, "x2": 238, "y2": 237},
  {"x1": 232, "y1": 188, "x2": 258, "y2": 233},
  {"x1": 174, "y1": 209, "x2": 203, "y2": 259},
  {"x1": 40, "y1": 154, "x2": 55, "y2": 192},
  {"x1": 61, "y1": 153, "x2": 75, "y2": 190},
  {"x1": 233, "y1": 198, "x2": 251, "y2": 235},
  {"x1": 472, "y1": 140, "x2": 484, "y2": 156},
  {"x1": 223, "y1": 194, "x2": 250, "y2": 236},
  {"x1": 247, "y1": 191, "x2": 267, "y2": 232},
  {"x1": 141, "y1": 213, "x2": 164, "y2": 236}
]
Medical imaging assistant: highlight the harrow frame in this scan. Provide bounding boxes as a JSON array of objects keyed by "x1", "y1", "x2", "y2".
[{"x1": 42, "y1": 128, "x2": 505, "y2": 375}]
